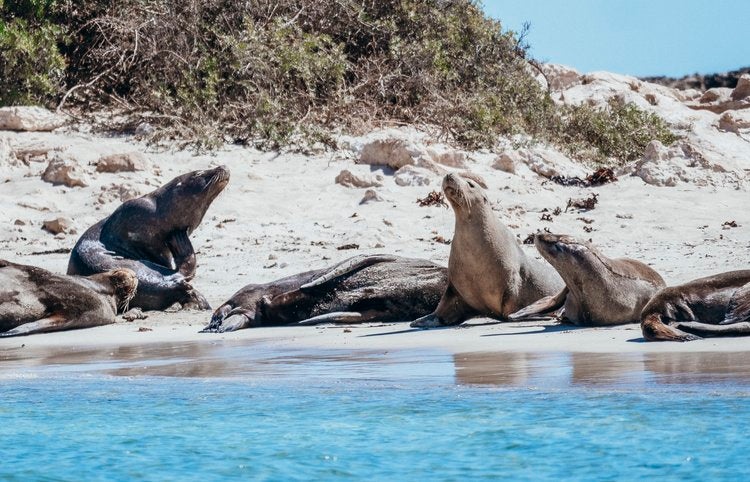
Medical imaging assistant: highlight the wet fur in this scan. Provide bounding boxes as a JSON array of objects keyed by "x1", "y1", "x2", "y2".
[
  {"x1": 203, "y1": 256, "x2": 448, "y2": 332},
  {"x1": 67, "y1": 167, "x2": 229, "y2": 311},
  {"x1": 641, "y1": 270, "x2": 750, "y2": 341},
  {"x1": 0, "y1": 259, "x2": 136, "y2": 337}
]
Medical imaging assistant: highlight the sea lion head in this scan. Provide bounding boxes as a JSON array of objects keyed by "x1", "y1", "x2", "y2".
[
  {"x1": 534, "y1": 233, "x2": 597, "y2": 272},
  {"x1": 158, "y1": 166, "x2": 230, "y2": 231},
  {"x1": 442, "y1": 173, "x2": 489, "y2": 218},
  {"x1": 103, "y1": 268, "x2": 138, "y2": 312}
]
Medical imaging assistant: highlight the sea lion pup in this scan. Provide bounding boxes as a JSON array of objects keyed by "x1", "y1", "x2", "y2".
[
  {"x1": 509, "y1": 234, "x2": 666, "y2": 326},
  {"x1": 68, "y1": 166, "x2": 229, "y2": 311},
  {"x1": 410, "y1": 174, "x2": 563, "y2": 329},
  {"x1": 0, "y1": 259, "x2": 137, "y2": 337},
  {"x1": 202, "y1": 254, "x2": 447, "y2": 332},
  {"x1": 640, "y1": 270, "x2": 750, "y2": 342}
]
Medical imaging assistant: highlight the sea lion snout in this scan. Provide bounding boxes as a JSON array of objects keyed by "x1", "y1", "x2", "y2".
[{"x1": 106, "y1": 268, "x2": 138, "y2": 311}]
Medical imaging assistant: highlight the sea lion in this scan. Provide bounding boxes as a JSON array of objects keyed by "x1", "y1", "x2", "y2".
[
  {"x1": 410, "y1": 173, "x2": 563, "y2": 328},
  {"x1": 0, "y1": 259, "x2": 137, "y2": 337},
  {"x1": 67, "y1": 166, "x2": 229, "y2": 311},
  {"x1": 509, "y1": 234, "x2": 666, "y2": 326},
  {"x1": 202, "y1": 254, "x2": 447, "y2": 332},
  {"x1": 640, "y1": 270, "x2": 750, "y2": 342}
]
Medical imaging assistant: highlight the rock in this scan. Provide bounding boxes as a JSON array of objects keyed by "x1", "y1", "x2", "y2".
[
  {"x1": 14, "y1": 219, "x2": 26, "y2": 226},
  {"x1": 0, "y1": 137, "x2": 14, "y2": 166},
  {"x1": 135, "y1": 122, "x2": 155, "y2": 136},
  {"x1": 335, "y1": 169, "x2": 383, "y2": 188},
  {"x1": 358, "y1": 137, "x2": 423, "y2": 170},
  {"x1": 97, "y1": 183, "x2": 143, "y2": 204},
  {"x1": 426, "y1": 145, "x2": 467, "y2": 168},
  {"x1": 0, "y1": 106, "x2": 66, "y2": 131},
  {"x1": 359, "y1": 189, "x2": 384, "y2": 204},
  {"x1": 492, "y1": 152, "x2": 520, "y2": 174},
  {"x1": 520, "y1": 147, "x2": 589, "y2": 179},
  {"x1": 42, "y1": 217, "x2": 72, "y2": 235},
  {"x1": 688, "y1": 86, "x2": 750, "y2": 113},
  {"x1": 41, "y1": 156, "x2": 89, "y2": 188},
  {"x1": 96, "y1": 152, "x2": 150, "y2": 173},
  {"x1": 718, "y1": 111, "x2": 750, "y2": 133},
  {"x1": 541, "y1": 64, "x2": 581, "y2": 91},
  {"x1": 731, "y1": 74, "x2": 750, "y2": 100},
  {"x1": 699, "y1": 88, "x2": 730, "y2": 104},
  {"x1": 394, "y1": 165, "x2": 433, "y2": 187},
  {"x1": 632, "y1": 140, "x2": 743, "y2": 187}
]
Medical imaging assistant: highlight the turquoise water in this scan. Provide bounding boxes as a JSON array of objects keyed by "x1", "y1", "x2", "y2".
[{"x1": 3, "y1": 346, "x2": 750, "y2": 480}]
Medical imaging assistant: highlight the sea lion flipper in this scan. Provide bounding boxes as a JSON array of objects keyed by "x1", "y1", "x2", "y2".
[
  {"x1": 0, "y1": 314, "x2": 66, "y2": 337},
  {"x1": 167, "y1": 230, "x2": 197, "y2": 280},
  {"x1": 674, "y1": 320, "x2": 750, "y2": 338},
  {"x1": 508, "y1": 288, "x2": 569, "y2": 321},
  {"x1": 721, "y1": 283, "x2": 750, "y2": 325},
  {"x1": 300, "y1": 255, "x2": 398, "y2": 290},
  {"x1": 296, "y1": 312, "x2": 364, "y2": 325}
]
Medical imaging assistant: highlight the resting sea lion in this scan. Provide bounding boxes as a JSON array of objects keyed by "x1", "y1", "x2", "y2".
[
  {"x1": 509, "y1": 234, "x2": 666, "y2": 326},
  {"x1": 640, "y1": 270, "x2": 750, "y2": 342},
  {"x1": 411, "y1": 173, "x2": 563, "y2": 328},
  {"x1": 0, "y1": 259, "x2": 137, "y2": 337},
  {"x1": 68, "y1": 166, "x2": 229, "y2": 311},
  {"x1": 202, "y1": 254, "x2": 447, "y2": 332}
]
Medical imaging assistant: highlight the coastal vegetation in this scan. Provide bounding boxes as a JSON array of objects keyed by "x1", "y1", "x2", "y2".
[{"x1": 1, "y1": 0, "x2": 677, "y2": 161}]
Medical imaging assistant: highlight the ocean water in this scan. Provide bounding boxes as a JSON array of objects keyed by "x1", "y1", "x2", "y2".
[{"x1": 3, "y1": 344, "x2": 750, "y2": 481}]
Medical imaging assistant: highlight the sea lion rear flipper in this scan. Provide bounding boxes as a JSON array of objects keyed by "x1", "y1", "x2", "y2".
[
  {"x1": 0, "y1": 314, "x2": 66, "y2": 337},
  {"x1": 720, "y1": 283, "x2": 750, "y2": 325},
  {"x1": 508, "y1": 288, "x2": 569, "y2": 321},
  {"x1": 675, "y1": 320, "x2": 750, "y2": 338},
  {"x1": 641, "y1": 314, "x2": 701, "y2": 342},
  {"x1": 297, "y1": 312, "x2": 364, "y2": 325},
  {"x1": 167, "y1": 230, "x2": 197, "y2": 280},
  {"x1": 300, "y1": 254, "x2": 398, "y2": 290}
]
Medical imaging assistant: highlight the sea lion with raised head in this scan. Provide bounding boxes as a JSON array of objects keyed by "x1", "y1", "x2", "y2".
[
  {"x1": 202, "y1": 254, "x2": 447, "y2": 332},
  {"x1": 640, "y1": 270, "x2": 750, "y2": 342},
  {"x1": 509, "y1": 234, "x2": 666, "y2": 326},
  {"x1": 68, "y1": 166, "x2": 229, "y2": 311},
  {"x1": 0, "y1": 259, "x2": 137, "y2": 337},
  {"x1": 410, "y1": 173, "x2": 563, "y2": 328}
]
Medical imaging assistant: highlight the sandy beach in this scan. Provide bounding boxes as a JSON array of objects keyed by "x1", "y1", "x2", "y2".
[{"x1": 2, "y1": 68, "x2": 750, "y2": 361}]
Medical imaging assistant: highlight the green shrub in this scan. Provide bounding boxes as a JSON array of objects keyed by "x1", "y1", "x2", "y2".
[
  {"x1": 0, "y1": 16, "x2": 66, "y2": 106},
  {"x1": 557, "y1": 98, "x2": 679, "y2": 166}
]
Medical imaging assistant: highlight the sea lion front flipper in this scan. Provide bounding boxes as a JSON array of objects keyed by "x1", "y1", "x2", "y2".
[
  {"x1": 0, "y1": 314, "x2": 66, "y2": 337},
  {"x1": 720, "y1": 283, "x2": 750, "y2": 325},
  {"x1": 297, "y1": 312, "x2": 365, "y2": 325},
  {"x1": 167, "y1": 230, "x2": 197, "y2": 280},
  {"x1": 300, "y1": 254, "x2": 398, "y2": 290},
  {"x1": 508, "y1": 288, "x2": 569, "y2": 321},
  {"x1": 675, "y1": 321, "x2": 750, "y2": 338},
  {"x1": 411, "y1": 283, "x2": 476, "y2": 328}
]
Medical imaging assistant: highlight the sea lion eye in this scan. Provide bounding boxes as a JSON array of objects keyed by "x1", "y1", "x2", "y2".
[{"x1": 467, "y1": 181, "x2": 475, "y2": 188}]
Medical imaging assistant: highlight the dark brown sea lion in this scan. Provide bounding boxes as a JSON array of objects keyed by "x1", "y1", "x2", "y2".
[
  {"x1": 0, "y1": 259, "x2": 137, "y2": 337},
  {"x1": 67, "y1": 166, "x2": 229, "y2": 311},
  {"x1": 411, "y1": 173, "x2": 563, "y2": 328},
  {"x1": 640, "y1": 270, "x2": 750, "y2": 342},
  {"x1": 202, "y1": 254, "x2": 447, "y2": 332},
  {"x1": 509, "y1": 234, "x2": 666, "y2": 326}
]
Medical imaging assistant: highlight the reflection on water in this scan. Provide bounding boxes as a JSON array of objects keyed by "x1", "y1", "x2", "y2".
[{"x1": 4, "y1": 340, "x2": 750, "y2": 389}]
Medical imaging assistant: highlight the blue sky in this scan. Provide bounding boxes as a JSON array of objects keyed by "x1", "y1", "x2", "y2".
[{"x1": 482, "y1": 0, "x2": 750, "y2": 77}]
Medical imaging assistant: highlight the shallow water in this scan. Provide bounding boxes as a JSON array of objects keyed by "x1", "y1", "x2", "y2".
[{"x1": 3, "y1": 343, "x2": 750, "y2": 480}]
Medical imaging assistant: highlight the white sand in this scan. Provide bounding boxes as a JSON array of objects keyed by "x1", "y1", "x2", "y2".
[{"x1": 1, "y1": 71, "x2": 749, "y2": 358}]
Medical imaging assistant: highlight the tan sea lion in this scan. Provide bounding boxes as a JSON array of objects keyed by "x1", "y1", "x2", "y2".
[
  {"x1": 509, "y1": 234, "x2": 666, "y2": 325},
  {"x1": 68, "y1": 166, "x2": 229, "y2": 311},
  {"x1": 640, "y1": 270, "x2": 750, "y2": 342},
  {"x1": 0, "y1": 259, "x2": 137, "y2": 337},
  {"x1": 411, "y1": 174, "x2": 563, "y2": 328},
  {"x1": 203, "y1": 254, "x2": 447, "y2": 332}
]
